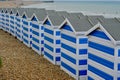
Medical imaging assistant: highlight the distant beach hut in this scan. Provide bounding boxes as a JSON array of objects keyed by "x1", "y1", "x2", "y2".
[
  {"x1": 31, "y1": 8, "x2": 47, "y2": 55},
  {"x1": 16, "y1": 8, "x2": 25, "y2": 41},
  {"x1": 0, "y1": 8, "x2": 4, "y2": 29},
  {"x1": 43, "y1": 13, "x2": 64, "y2": 65},
  {"x1": 9, "y1": 8, "x2": 17, "y2": 37},
  {"x1": 5, "y1": 8, "x2": 11, "y2": 33},
  {"x1": 59, "y1": 16, "x2": 94, "y2": 80},
  {"x1": 2, "y1": 8, "x2": 8, "y2": 31},
  {"x1": 22, "y1": 8, "x2": 35, "y2": 47},
  {"x1": 86, "y1": 18, "x2": 120, "y2": 80},
  {"x1": 0, "y1": 8, "x2": 2, "y2": 29}
]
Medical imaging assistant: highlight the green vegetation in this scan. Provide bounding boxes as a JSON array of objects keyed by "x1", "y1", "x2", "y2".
[{"x1": 0, "y1": 57, "x2": 2, "y2": 68}]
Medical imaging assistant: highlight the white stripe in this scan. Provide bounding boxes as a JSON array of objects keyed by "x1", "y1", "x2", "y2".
[
  {"x1": 89, "y1": 36, "x2": 114, "y2": 48},
  {"x1": 44, "y1": 31, "x2": 54, "y2": 38},
  {"x1": 62, "y1": 30, "x2": 76, "y2": 38},
  {"x1": 61, "y1": 57, "x2": 77, "y2": 71},
  {"x1": 44, "y1": 39, "x2": 54, "y2": 47},
  {"x1": 88, "y1": 47, "x2": 114, "y2": 62},
  {"x1": 44, "y1": 26, "x2": 53, "y2": 31},
  {"x1": 89, "y1": 59, "x2": 114, "y2": 76},
  {"x1": 78, "y1": 65, "x2": 87, "y2": 70},
  {"x1": 44, "y1": 47, "x2": 54, "y2": 56},
  {"x1": 61, "y1": 48, "x2": 77, "y2": 59},
  {"x1": 88, "y1": 70, "x2": 105, "y2": 80},
  {"x1": 61, "y1": 38, "x2": 76, "y2": 48}
]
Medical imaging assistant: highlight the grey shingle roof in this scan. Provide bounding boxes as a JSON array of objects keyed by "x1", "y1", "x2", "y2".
[
  {"x1": 48, "y1": 14, "x2": 65, "y2": 26},
  {"x1": 46, "y1": 10, "x2": 56, "y2": 15},
  {"x1": 69, "y1": 12, "x2": 84, "y2": 19},
  {"x1": 99, "y1": 18, "x2": 120, "y2": 41},
  {"x1": 17, "y1": 8, "x2": 26, "y2": 16},
  {"x1": 56, "y1": 11, "x2": 69, "y2": 18},
  {"x1": 66, "y1": 16, "x2": 93, "y2": 32},
  {"x1": 87, "y1": 15, "x2": 105, "y2": 26},
  {"x1": 33, "y1": 8, "x2": 47, "y2": 22}
]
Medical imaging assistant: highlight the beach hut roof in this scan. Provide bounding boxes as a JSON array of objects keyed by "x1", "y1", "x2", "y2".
[
  {"x1": 32, "y1": 8, "x2": 47, "y2": 22},
  {"x1": 87, "y1": 15, "x2": 105, "y2": 26},
  {"x1": 43, "y1": 13, "x2": 65, "y2": 27},
  {"x1": 17, "y1": 8, "x2": 26, "y2": 16},
  {"x1": 56, "y1": 11, "x2": 69, "y2": 18},
  {"x1": 11, "y1": 8, "x2": 18, "y2": 14},
  {"x1": 59, "y1": 16, "x2": 93, "y2": 34},
  {"x1": 46, "y1": 10, "x2": 56, "y2": 15},
  {"x1": 69, "y1": 12, "x2": 84, "y2": 19},
  {"x1": 22, "y1": 8, "x2": 36, "y2": 19},
  {"x1": 86, "y1": 18, "x2": 120, "y2": 43},
  {"x1": 101, "y1": 18, "x2": 120, "y2": 41}
]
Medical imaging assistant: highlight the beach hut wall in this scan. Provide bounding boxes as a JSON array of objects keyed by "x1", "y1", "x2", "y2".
[
  {"x1": 30, "y1": 8, "x2": 47, "y2": 55},
  {"x1": 85, "y1": 18, "x2": 120, "y2": 80},
  {"x1": 59, "y1": 16, "x2": 94, "y2": 80},
  {"x1": 9, "y1": 8, "x2": 18, "y2": 37},
  {"x1": 15, "y1": 8, "x2": 27, "y2": 41},
  {"x1": 5, "y1": 8, "x2": 11, "y2": 33},
  {"x1": 22, "y1": 8, "x2": 36, "y2": 47},
  {"x1": 43, "y1": 13, "x2": 64, "y2": 65}
]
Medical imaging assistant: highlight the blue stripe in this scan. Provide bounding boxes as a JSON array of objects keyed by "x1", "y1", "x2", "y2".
[
  {"x1": 79, "y1": 60, "x2": 87, "y2": 65},
  {"x1": 89, "y1": 41, "x2": 114, "y2": 56},
  {"x1": 61, "y1": 33, "x2": 76, "y2": 43},
  {"x1": 23, "y1": 32, "x2": 28, "y2": 38},
  {"x1": 23, "y1": 26, "x2": 28, "y2": 31},
  {"x1": 61, "y1": 43, "x2": 76, "y2": 54},
  {"x1": 23, "y1": 38, "x2": 28, "y2": 44},
  {"x1": 79, "y1": 49, "x2": 87, "y2": 55},
  {"x1": 32, "y1": 30, "x2": 39, "y2": 36},
  {"x1": 10, "y1": 30, "x2": 14, "y2": 34},
  {"x1": 118, "y1": 77, "x2": 120, "y2": 80},
  {"x1": 88, "y1": 65, "x2": 113, "y2": 80},
  {"x1": 61, "y1": 61, "x2": 76, "y2": 75},
  {"x1": 90, "y1": 30, "x2": 110, "y2": 40},
  {"x1": 118, "y1": 63, "x2": 120, "y2": 70},
  {"x1": 44, "y1": 44, "x2": 53, "y2": 52},
  {"x1": 62, "y1": 24, "x2": 73, "y2": 32},
  {"x1": 44, "y1": 36, "x2": 53, "y2": 43},
  {"x1": 17, "y1": 33, "x2": 21, "y2": 38},
  {"x1": 17, "y1": 28, "x2": 20, "y2": 33},
  {"x1": 44, "y1": 28, "x2": 53, "y2": 35},
  {"x1": 61, "y1": 52, "x2": 76, "y2": 64},
  {"x1": 79, "y1": 70, "x2": 87, "y2": 76},
  {"x1": 16, "y1": 18, "x2": 20, "y2": 22},
  {"x1": 10, "y1": 20, "x2": 14, "y2": 24},
  {"x1": 118, "y1": 49, "x2": 120, "y2": 57},
  {"x1": 23, "y1": 20, "x2": 28, "y2": 25},
  {"x1": 88, "y1": 76, "x2": 94, "y2": 80},
  {"x1": 88, "y1": 53, "x2": 114, "y2": 69},
  {"x1": 10, "y1": 16, "x2": 14, "y2": 19},
  {"x1": 10, "y1": 25, "x2": 14, "y2": 29},
  {"x1": 56, "y1": 57, "x2": 60, "y2": 61},
  {"x1": 32, "y1": 23, "x2": 39, "y2": 29},
  {"x1": 32, "y1": 43, "x2": 39, "y2": 50},
  {"x1": 32, "y1": 37, "x2": 39, "y2": 43},
  {"x1": 56, "y1": 48, "x2": 60, "y2": 53},
  {"x1": 44, "y1": 51, "x2": 53, "y2": 60},
  {"x1": 79, "y1": 38, "x2": 88, "y2": 44}
]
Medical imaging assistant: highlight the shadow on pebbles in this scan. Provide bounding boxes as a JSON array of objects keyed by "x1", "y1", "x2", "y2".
[{"x1": 0, "y1": 30, "x2": 74, "y2": 80}]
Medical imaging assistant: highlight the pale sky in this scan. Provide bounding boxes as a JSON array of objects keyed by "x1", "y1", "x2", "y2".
[{"x1": 54, "y1": 0, "x2": 120, "y2": 1}]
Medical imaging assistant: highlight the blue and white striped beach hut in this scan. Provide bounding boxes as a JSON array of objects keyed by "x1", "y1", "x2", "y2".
[
  {"x1": 43, "y1": 13, "x2": 64, "y2": 65},
  {"x1": 22, "y1": 8, "x2": 35, "y2": 47},
  {"x1": 16, "y1": 8, "x2": 25, "y2": 41},
  {"x1": 0, "y1": 8, "x2": 3, "y2": 29},
  {"x1": 5, "y1": 8, "x2": 11, "y2": 33},
  {"x1": 1, "y1": 9, "x2": 6, "y2": 30},
  {"x1": 31, "y1": 8, "x2": 47, "y2": 55},
  {"x1": 2, "y1": 8, "x2": 8, "y2": 31},
  {"x1": 59, "y1": 16, "x2": 95, "y2": 80},
  {"x1": 9, "y1": 8, "x2": 17, "y2": 36},
  {"x1": 86, "y1": 18, "x2": 120, "y2": 80}
]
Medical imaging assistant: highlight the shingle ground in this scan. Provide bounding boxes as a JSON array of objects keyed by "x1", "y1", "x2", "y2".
[{"x1": 0, "y1": 30, "x2": 74, "y2": 80}]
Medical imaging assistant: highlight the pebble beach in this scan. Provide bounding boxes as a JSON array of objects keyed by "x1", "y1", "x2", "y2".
[{"x1": 0, "y1": 30, "x2": 74, "y2": 80}]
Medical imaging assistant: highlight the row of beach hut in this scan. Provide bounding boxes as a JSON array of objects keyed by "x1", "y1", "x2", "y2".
[{"x1": 0, "y1": 8, "x2": 120, "y2": 80}]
